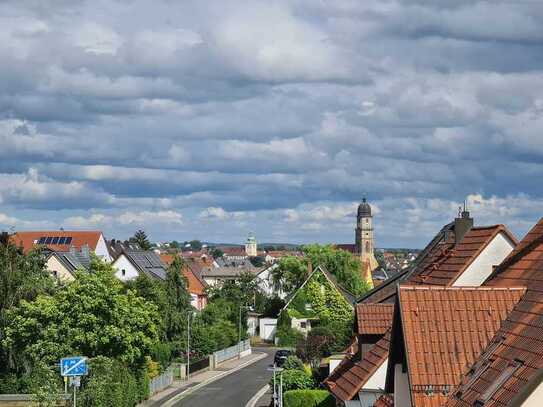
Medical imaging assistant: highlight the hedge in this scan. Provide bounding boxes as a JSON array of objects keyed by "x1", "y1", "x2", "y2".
[{"x1": 283, "y1": 390, "x2": 335, "y2": 407}]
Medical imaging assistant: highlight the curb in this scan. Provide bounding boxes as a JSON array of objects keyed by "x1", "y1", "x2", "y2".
[
  {"x1": 245, "y1": 384, "x2": 270, "y2": 407},
  {"x1": 161, "y1": 352, "x2": 269, "y2": 407}
]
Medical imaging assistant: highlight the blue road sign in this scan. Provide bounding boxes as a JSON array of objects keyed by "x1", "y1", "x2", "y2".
[{"x1": 60, "y1": 357, "x2": 88, "y2": 377}]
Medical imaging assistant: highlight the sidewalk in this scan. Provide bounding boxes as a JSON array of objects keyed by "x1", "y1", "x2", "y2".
[{"x1": 139, "y1": 352, "x2": 267, "y2": 407}]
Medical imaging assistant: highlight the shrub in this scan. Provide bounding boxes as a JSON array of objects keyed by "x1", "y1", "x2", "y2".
[
  {"x1": 150, "y1": 342, "x2": 172, "y2": 370},
  {"x1": 270, "y1": 369, "x2": 314, "y2": 392},
  {"x1": 283, "y1": 389, "x2": 335, "y2": 407},
  {"x1": 79, "y1": 356, "x2": 140, "y2": 407},
  {"x1": 283, "y1": 355, "x2": 305, "y2": 371},
  {"x1": 276, "y1": 326, "x2": 303, "y2": 347}
]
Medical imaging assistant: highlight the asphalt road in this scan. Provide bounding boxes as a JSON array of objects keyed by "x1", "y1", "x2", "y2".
[{"x1": 176, "y1": 348, "x2": 274, "y2": 407}]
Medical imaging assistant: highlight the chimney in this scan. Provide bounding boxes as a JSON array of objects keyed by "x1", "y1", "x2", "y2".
[
  {"x1": 454, "y1": 201, "x2": 473, "y2": 245},
  {"x1": 81, "y1": 244, "x2": 90, "y2": 259},
  {"x1": 69, "y1": 245, "x2": 76, "y2": 256}
]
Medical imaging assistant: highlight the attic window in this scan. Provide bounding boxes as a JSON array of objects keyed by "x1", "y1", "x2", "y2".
[
  {"x1": 122, "y1": 269, "x2": 126, "y2": 276},
  {"x1": 476, "y1": 359, "x2": 523, "y2": 404}
]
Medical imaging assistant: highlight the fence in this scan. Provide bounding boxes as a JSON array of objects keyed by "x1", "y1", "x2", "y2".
[
  {"x1": 149, "y1": 367, "x2": 173, "y2": 396},
  {"x1": 213, "y1": 339, "x2": 251, "y2": 365},
  {"x1": 189, "y1": 357, "x2": 210, "y2": 375}
]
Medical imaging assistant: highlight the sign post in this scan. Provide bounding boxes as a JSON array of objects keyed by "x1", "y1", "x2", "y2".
[{"x1": 60, "y1": 356, "x2": 88, "y2": 407}]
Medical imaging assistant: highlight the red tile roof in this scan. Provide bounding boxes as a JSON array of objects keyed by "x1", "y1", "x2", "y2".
[
  {"x1": 326, "y1": 222, "x2": 517, "y2": 403},
  {"x1": 160, "y1": 254, "x2": 207, "y2": 296},
  {"x1": 409, "y1": 225, "x2": 517, "y2": 286},
  {"x1": 357, "y1": 303, "x2": 394, "y2": 335},
  {"x1": 395, "y1": 285, "x2": 526, "y2": 407},
  {"x1": 446, "y1": 218, "x2": 543, "y2": 407},
  {"x1": 325, "y1": 330, "x2": 391, "y2": 401},
  {"x1": 11, "y1": 230, "x2": 103, "y2": 253}
]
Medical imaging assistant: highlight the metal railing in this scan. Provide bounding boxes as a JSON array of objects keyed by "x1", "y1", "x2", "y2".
[
  {"x1": 213, "y1": 339, "x2": 250, "y2": 364},
  {"x1": 149, "y1": 367, "x2": 173, "y2": 396}
]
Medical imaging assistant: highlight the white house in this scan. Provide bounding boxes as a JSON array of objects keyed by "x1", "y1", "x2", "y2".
[{"x1": 112, "y1": 250, "x2": 167, "y2": 281}]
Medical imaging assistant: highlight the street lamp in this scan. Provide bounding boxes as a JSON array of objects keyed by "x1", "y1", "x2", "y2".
[
  {"x1": 238, "y1": 304, "x2": 252, "y2": 357},
  {"x1": 267, "y1": 365, "x2": 284, "y2": 407}
]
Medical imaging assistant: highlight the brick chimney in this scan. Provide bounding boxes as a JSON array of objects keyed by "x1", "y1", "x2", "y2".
[{"x1": 454, "y1": 201, "x2": 473, "y2": 245}]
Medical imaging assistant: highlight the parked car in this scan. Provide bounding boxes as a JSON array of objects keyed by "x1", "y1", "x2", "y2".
[{"x1": 274, "y1": 349, "x2": 292, "y2": 367}]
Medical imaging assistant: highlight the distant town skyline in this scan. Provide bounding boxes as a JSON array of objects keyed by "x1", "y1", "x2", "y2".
[{"x1": 0, "y1": 1, "x2": 542, "y2": 247}]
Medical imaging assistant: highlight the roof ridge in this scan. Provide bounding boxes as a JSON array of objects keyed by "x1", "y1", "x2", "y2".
[{"x1": 399, "y1": 285, "x2": 526, "y2": 291}]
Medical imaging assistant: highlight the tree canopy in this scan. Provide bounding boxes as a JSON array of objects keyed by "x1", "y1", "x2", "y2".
[
  {"x1": 272, "y1": 244, "x2": 371, "y2": 297},
  {"x1": 129, "y1": 230, "x2": 152, "y2": 250}
]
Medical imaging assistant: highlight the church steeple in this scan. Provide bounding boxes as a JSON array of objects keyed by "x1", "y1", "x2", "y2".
[{"x1": 355, "y1": 197, "x2": 378, "y2": 288}]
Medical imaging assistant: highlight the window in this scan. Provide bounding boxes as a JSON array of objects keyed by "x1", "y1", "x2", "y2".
[
  {"x1": 300, "y1": 322, "x2": 307, "y2": 329},
  {"x1": 51, "y1": 237, "x2": 60, "y2": 244},
  {"x1": 52, "y1": 270, "x2": 58, "y2": 278},
  {"x1": 121, "y1": 269, "x2": 126, "y2": 276}
]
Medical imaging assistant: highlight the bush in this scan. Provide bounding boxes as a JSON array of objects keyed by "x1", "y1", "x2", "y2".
[
  {"x1": 150, "y1": 342, "x2": 172, "y2": 370},
  {"x1": 283, "y1": 390, "x2": 335, "y2": 407},
  {"x1": 276, "y1": 326, "x2": 303, "y2": 347},
  {"x1": 270, "y1": 369, "x2": 314, "y2": 392},
  {"x1": 79, "y1": 356, "x2": 140, "y2": 407},
  {"x1": 283, "y1": 355, "x2": 305, "y2": 371}
]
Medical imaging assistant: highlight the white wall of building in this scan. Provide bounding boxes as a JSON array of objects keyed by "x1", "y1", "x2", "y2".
[
  {"x1": 362, "y1": 358, "x2": 388, "y2": 390},
  {"x1": 112, "y1": 254, "x2": 139, "y2": 281},
  {"x1": 95, "y1": 234, "x2": 112, "y2": 262},
  {"x1": 46, "y1": 256, "x2": 75, "y2": 282},
  {"x1": 259, "y1": 318, "x2": 277, "y2": 341},
  {"x1": 394, "y1": 364, "x2": 412, "y2": 407},
  {"x1": 519, "y1": 379, "x2": 543, "y2": 407},
  {"x1": 453, "y1": 232, "x2": 515, "y2": 287}
]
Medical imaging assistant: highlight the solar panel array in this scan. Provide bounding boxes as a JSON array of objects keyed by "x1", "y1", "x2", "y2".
[{"x1": 37, "y1": 236, "x2": 73, "y2": 245}]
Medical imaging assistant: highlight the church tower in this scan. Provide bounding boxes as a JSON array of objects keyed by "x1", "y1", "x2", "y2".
[
  {"x1": 245, "y1": 232, "x2": 257, "y2": 257},
  {"x1": 355, "y1": 198, "x2": 378, "y2": 286}
]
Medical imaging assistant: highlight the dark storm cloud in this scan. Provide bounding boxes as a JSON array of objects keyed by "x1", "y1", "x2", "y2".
[{"x1": 1, "y1": 0, "x2": 543, "y2": 246}]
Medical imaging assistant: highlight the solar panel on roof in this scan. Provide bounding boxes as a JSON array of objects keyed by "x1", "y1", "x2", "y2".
[
  {"x1": 45, "y1": 237, "x2": 53, "y2": 244},
  {"x1": 51, "y1": 237, "x2": 60, "y2": 244},
  {"x1": 38, "y1": 237, "x2": 46, "y2": 244},
  {"x1": 58, "y1": 237, "x2": 66, "y2": 244},
  {"x1": 65, "y1": 237, "x2": 73, "y2": 244}
]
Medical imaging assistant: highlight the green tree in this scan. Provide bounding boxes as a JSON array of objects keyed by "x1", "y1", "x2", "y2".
[
  {"x1": 272, "y1": 256, "x2": 308, "y2": 294},
  {"x1": 130, "y1": 230, "x2": 151, "y2": 250},
  {"x1": 209, "y1": 247, "x2": 224, "y2": 258},
  {"x1": 0, "y1": 236, "x2": 54, "y2": 373},
  {"x1": 163, "y1": 256, "x2": 191, "y2": 341},
  {"x1": 3, "y1": 257, "x2": 160, "y2": 375}
]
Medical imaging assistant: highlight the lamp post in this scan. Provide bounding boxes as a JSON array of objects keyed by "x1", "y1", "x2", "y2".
[{"x1": 267, "y1": 365, "x2": 284, "y2": 407}]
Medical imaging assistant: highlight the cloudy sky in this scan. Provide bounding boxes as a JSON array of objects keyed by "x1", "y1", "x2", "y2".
[{"x1": 1, "y1": 0, "x2": 542, "y2": 247}]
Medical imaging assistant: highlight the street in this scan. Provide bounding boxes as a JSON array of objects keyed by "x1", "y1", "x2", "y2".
[{"x1": 176, "y1": 348, "x2": 274, "y2": 407}]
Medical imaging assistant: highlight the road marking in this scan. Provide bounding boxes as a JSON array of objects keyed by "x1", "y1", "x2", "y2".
[
  {"x1": 161, "y1": 352, "x2": 269, "y2": 407},
  {"x1": 245, "y1": 384, "x2": 270, "y2": 407}
]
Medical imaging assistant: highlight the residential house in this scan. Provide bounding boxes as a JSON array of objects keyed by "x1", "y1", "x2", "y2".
[
  {"x1": 11, "y1": 230, "x2": 112, "y2": 262},
  {"x1": 112, "y1": 249, "x2": 167, "y2": 281},
  {"x1": 324, "y1": 211, "x2": 518, "y2": 405},
  {"x1": 200, "y1": 266, "x2": 261, "y2": 287},
  {"x1": 384, "y1": 286, "x2": 525, "y2": 407},
  {"x1": 444, "y1": 217, "x2": 543, "y2": 407},
  {"x1": 160, "y1": 254, "x2": 208, "y2": 310},
  {"x1": 254, "y1": 263, "x2": 287, "y2": 299},
  {"x1": 45, "y1": 246, "x2": 92, "y2": 281},
  {"x1": 279, "y1": 265, "x2": 355, "y2": 337}
]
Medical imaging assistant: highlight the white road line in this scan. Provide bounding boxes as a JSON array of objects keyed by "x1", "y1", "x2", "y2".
[{"x1": 245, "y1": 384, "x2": 270, "y2": 407}]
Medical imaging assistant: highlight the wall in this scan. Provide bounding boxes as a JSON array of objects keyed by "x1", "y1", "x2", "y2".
[
  {"x1": 112, "y1": 255, "x2": 139, "y2": 281},
  {"x1": 291, "y1": 317, "x2": 311, "y2": 336},
  {"x1": 259, "y1": 318, "x2": 277, "y2": 341},
  {"x1": 0, "y1": 395, "x2": 67, "y2": 406},
  {"x1": 453, "y1": 232, "x2": 515, "y2": 287},
  {"x1": 95, "y1": 234, "x2": 112, "y2": 262},
  {"x1": 362, "y1": 357, "x2": 388, "y2": 390},
  {"x1": 520, "y1": 379, "x2": 543, "y2": 407},
  {"x1": 394, "y1": 363, "x2": 411, "y2": 407},
  {"x1": 46, "y1": 256, "x2": 75, "y2": 282}
]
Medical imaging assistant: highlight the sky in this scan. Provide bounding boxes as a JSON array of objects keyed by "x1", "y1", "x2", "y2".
[{"x1": 1, "y1": 0, "x2": 543, "y2": 248}]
